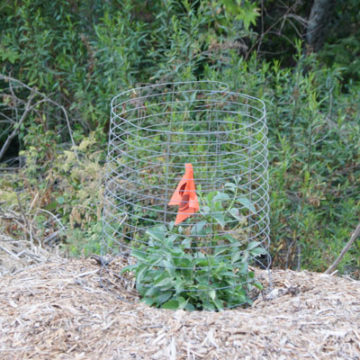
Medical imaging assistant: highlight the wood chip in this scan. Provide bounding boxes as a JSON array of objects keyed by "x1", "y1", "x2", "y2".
[{"x1": 0, "y1": 252, "x2": 359, "y2": 359}]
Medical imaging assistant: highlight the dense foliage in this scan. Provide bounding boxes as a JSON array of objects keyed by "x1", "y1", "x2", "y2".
[
  {"x1": 122, "y1": 184, "x2": 266, "y2": 311},
  {"x1": 1, "y1": 0, "x2": 359, "y2": 277}
]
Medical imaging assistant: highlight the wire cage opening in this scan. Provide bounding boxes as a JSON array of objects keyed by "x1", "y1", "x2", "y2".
[{"x1": 103, "y1": 81, "x2": 270, "y2": 310}]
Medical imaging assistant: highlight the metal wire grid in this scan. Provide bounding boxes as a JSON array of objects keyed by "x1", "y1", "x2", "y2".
[{"x1": 102, "y1": 81, "x2": 270, "y2": 305}]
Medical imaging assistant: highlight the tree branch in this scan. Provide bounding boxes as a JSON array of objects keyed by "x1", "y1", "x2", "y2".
[
  {"x1": 306, "y1": 0, "x2": 336, "y2": 51},
  {"x1": 0, "y1": 74, "x2": 78, "y2": 159},
  {"x1": 0, "y1": 92, "x2": 36, "y2": 161},
  {"x1": 325, "y1": 222, "x2": 360, "y2": 275}
]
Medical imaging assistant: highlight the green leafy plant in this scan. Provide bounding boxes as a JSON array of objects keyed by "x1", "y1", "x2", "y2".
[{"x1": 122, "y1": 182, "x2": 266, "y2": 311}]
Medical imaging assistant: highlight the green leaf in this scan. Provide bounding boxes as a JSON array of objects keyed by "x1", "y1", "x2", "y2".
[
  {"x1": 184, "y1": 302, "x2": 195, "y2": 311},
  {"x1": 177, "y1": 297, "x2": 188, "y2": 309},
  {"x1": 154, "y1": 291, "x2": 173, "y2": 305},
  {"x1": 131, "y1": 249, "x2": 148, "y2": 262},
  {"x1": 236, "y1": 197, "x2": 256, "y2": 213},
  {"x1": 209, "y1": 289, "x2": 216, "y2": 300},
  {"x1": 175, "y1": 279, "x2": 185, "y2": 294},
  {"x1": 201, "y1": 205, "x2": 211, "y2": 215},
  {"x1": 119, "y1": 264, "x2": 136, "y2": 274},
  {"x1": 250, "y1": 247, "x2": 267, "y2": 257},
  {"x1": 229, "y1": 207, "x2": 242, "y2": 220},
  {"x1": 161, "y1": 299, "x2": 179, "y2": 310},
  {"x1": 202, "y1": 302, "x2": 216, "y2": 311},
  {"x1": 56, "y1": 196, "x2": 65, "y2": 204},
  {"x1": 0, "y1": 47, "x2": 20, "y2": 64},
  {"x1": 247, "y1": 241, "x2": 261, "y2": 251},
  {"x1": 135, "y1": 263, "x2": 149, "y2": 285},
  {"x1": 237, "y1": 261, "x2": 248, "y2": 275},
  {"x1": 238, "y1": 1, "x2": 260, "y2": 31},
  {"x1": 231, "y1": 250, "x2": 242, "y2": 264},
  {"x1": 154, "y1": 274, "x2": 175, "y2": 289},
  {"x1": 214, "y1": 246, "x2": 229, "y2": 257},
  {"x1": 143, "y1": 297, "x2": 155, "y2": 306},
  {"x1": 191, "y1": 221, "x2": 207, "y2": 235},
  {"x1": 174, "y1": 256, "x2": 192, "y2": 268},
  {"x1": 224, "y1": 182, "x2": 237, "y2": 192},
  {"x1": 213, "y1": 192, "x2": 230, "y2": 202},
  {"x1": 45, "y1": 201, "x2": 57, "y2": 211},
  {"x1": 168, "y1": 234, "x2": 178, "y2": 243},
  {"x1": 146, "y1": 225, "x2": 167, "y2": 242},
  {"x1": 213, "y1": 298, "x2": 224, "y2": 311},
  {"x1": 223, "y1": 234, "x2": 238, "y2": 243},
  {"x1": 144, "y1": 286, "x2": 161, "y2": 298},
  {"x1": 181, "y1": 238, "x2": 192, "y2": 249},
  {"x1": 253, "y1": 281, "x2": 264, "y2": 290},
  {"x1": 206, "y1": 191, "x2": 216, "y2": 203},
  {"x1": 212, "y1": 212, "x2": 226, "y2": 228}
]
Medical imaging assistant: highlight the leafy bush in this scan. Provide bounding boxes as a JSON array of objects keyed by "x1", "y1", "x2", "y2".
[
  {"x1": 122, "y1": 185, "x2": 266, "y2": 311},
  {"x1": 13, "y1": 131, "x2": 104, "y2": 256}
]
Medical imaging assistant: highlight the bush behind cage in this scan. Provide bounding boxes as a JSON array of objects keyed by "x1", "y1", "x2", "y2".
[{"x1": 102, "y1": 81, "x2": 270, "y2": 309}]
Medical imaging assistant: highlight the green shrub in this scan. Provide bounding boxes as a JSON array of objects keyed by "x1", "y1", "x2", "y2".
[{"x1": 122, "y1": 184, "x2": 266, "y2": 311}]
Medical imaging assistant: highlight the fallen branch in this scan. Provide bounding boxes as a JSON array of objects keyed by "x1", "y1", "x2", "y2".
[{"x1": 325, "y1": 222, "x2": 360, "y2": 274}]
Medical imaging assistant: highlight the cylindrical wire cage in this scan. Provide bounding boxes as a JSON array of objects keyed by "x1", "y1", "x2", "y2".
[{"x1": 102, "y1": 81, "x2": 270, "y2": 310}]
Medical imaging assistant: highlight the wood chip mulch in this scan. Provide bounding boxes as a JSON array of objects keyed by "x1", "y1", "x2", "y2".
[{"x1": 0, "y1": 256, "x2": 360, "y2": 360}]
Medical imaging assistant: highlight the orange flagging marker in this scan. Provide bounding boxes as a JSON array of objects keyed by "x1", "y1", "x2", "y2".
[{"x1": 168, "y1": 163, "x2": 199, "y2": 225}]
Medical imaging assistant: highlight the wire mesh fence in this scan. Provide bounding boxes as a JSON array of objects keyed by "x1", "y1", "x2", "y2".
[{"x1": 102, "y1": 81, "x2": 270, "y2": 310}]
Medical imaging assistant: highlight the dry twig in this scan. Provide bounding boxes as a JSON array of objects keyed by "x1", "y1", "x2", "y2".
[
  {"x1": 0, "y1": 74, "x2": 78, "y2": 160},
  {"x1": 325, "y1": 222, "x2": 360, "y2": 275}
]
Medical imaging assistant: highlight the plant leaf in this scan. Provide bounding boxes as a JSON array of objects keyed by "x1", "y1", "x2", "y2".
[
  {"x1": 131, "y1": 249, "x2": 148, "y2": 262},
  {"x1": 212, "y1": 212, "x2": 226, "y2": 228},
  {"x1": 229, "y1": 207, "x2": 242, "y2": 220},
  {"x1": 247, "y1": 241, "x2": 261, "y2": 250},
  {"x1": 146, "y1": 225, "x2": 167, "y2": 242},
  {"x1": 224, "y1": 182, "x2": 237, "y2": 192},
  {"x1": 236, "y1": 197, "x2": 256, "y2": 213},
  {"x1": 181, "y1": 238, "x2": 192, "y2": 249},
  {"x1": 213, "y1": 298, "x2": 224, "y2": 311},
  {"x1": 161, "y1": 299, "x2": 179, "y2": 309},
  {"x1": 153, "y1": 291, "x2": 173, "y2": 305},
  {"x1": 191, "y1": 221, "x2": 207, "y2": 235},
  {"x1": 213, "y1": 192, "x2": 230, "y2": 202},
  {"x1": 119, "y1": 264, "x2": 136, "y2": 274},
  {"x1": 250, "y1": 247, "x2": 267, "y2": 257},
  {"x1": 154, "y1": 275, "x2": 174, "y2": 289},
  {"x1": 209, "y1": 289, "x2": 216, "y2": 300}
]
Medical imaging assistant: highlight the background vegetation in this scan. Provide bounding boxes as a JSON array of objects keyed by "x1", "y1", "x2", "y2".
[{"x1": 1, "y1": 0, "x2": 359, "y2": 277}]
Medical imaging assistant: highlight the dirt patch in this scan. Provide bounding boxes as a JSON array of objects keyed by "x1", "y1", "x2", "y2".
[{"x1": 0, "y1": 253, "x2": 360, "y2": 359}]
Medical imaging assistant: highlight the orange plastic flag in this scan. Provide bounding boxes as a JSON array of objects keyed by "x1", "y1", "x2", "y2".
[{"x1": 168, "y1": 163, "x2": 199, "y2": 225}]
